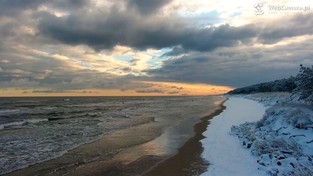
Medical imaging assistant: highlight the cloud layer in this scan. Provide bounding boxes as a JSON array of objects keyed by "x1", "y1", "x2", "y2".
[
  {"x1": 38, "y1": 9, "x2": 258, "y2": 52},
  {"x1": 1, "y1": 0, "x2": 313, "y2": 95}
]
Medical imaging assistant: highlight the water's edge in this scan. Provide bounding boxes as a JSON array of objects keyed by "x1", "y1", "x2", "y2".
[{"x1": 5, "y1": 96, "x2": 226, "y2": 176}]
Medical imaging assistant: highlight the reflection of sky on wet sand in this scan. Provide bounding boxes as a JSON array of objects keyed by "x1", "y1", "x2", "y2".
[
  {"x1": 113, "y1": 98, "x2": 222, "y2": 165},
  {"x1": 114, "y1": 117, "x2": 199, "y2": 165},
  {"x1": 114, "y1": 138, "x2": 167, "y2": 165}
]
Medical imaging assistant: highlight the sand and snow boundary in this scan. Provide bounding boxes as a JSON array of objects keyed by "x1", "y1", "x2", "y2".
[{"x1": 201, "y1": 93, "x2": 313, "y2": 176}]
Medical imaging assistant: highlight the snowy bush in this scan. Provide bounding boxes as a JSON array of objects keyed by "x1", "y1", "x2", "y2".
[
  {"x1": 229, "y1": 65, "x2": 313, "y2": 175},
  {"x1": 231, "y1": 103, "x2": 313, "y2": 176}
]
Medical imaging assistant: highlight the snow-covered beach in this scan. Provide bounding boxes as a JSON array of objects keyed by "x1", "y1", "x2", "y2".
[
  {"x1": 201, "y1": 97, "x2": 267, "y2": 176},
  {"x1": 201, "y1": 93, "x2": 313, "y2": 176}
]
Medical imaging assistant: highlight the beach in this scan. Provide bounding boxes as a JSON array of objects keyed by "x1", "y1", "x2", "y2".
[
  {"x1": 143, "y1": 102, "x2": 226, "y2": 176},
  {"x1": 2, "y1": 96, "x2": 225, "y2": 176},
  {"x1": 3, "y1": 93, "x2": 312, "y2": 176},
  {"x1": 200, "y1": 97, "x2": 267, "y2": 176},
  {"x1": 1, "y1": 0, "x2": 312, "y2": 175}
]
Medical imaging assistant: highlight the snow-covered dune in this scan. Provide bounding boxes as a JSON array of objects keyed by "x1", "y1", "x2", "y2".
[
  {"x1": 201, "y1": 93, "x2": 313, "y2": 176},
  {"x1": 231, "y1": 93, "x2": 313, "y2": 176}
]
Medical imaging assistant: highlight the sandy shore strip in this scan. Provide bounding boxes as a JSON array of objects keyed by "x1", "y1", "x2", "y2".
[
  {"x1": 142, "y1": 101, "x2": 226, "y2": 176},
  {"x1": 7, "y1": 96, "x2": 225, "y2": 176},
  {"x1": 200, "y1": 97, "x2": 267, "y2": 176},
  {"x1": 8, "y1": 121, "x2": 164, "y2": 176}
]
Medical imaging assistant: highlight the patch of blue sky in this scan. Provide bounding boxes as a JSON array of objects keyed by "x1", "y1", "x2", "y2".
[
  {"x1": 40, "y1": 48, "x2": 54, "y2": 54},
  {"x1": 68, "y1": 57, "x2": 94, "y2": 69},
  {"x1": 147, "y1": 48, "x2": 172, "y2": 68},
  {"x1": 114, "y1": 55, "x2": 133, "y2": 62},
  {"x1": 33, "y1": 54, "x2": 56, "y2": 62},
  {"x1": 179, "y1": 10, "x2": 222, "y2": 27},
  {"x1": 30, "y1": 48, "x2": 54, "y2": 61},
  {"x1": 229, "y1": 11, "x2": 241, "y2": 18}
]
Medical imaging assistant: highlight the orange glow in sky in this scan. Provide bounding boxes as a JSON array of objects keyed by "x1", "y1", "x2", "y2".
[{"x1": 0, "y1": 81, "x2": 233, "y2": 97}]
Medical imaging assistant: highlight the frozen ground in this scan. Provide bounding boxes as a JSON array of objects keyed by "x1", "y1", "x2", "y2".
[
  {"x1": 241, "y1": 92, "x2": 291, "y2": 106},
  {"x1": 201, "y1": 97, "x2": 267, "y2": 176},
  {"x1": 231, "y1": 93, "x2": 313, "y2": 176}
]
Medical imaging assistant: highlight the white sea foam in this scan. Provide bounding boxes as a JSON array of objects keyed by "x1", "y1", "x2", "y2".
[
  {"x1": 0, "y1": 119, "x2": 49, "y2": 130},
  {"x1": 0, "y1": 96, "x2": 222, "y2": 175},
  {"x1": 0, "y1": 109, "x2": 21, "y2": 115}
]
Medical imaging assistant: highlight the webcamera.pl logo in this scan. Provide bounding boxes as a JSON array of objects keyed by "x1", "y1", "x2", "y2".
[
  {"x1": 254, "y1": 3, "x2": 264, "y2": 15},
  {"x1": 254, "y1": 2, "x2": 310, "y2": 16}
]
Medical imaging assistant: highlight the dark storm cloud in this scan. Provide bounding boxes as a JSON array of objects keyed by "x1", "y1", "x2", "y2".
[
  {"x1": 38, "y1": 8, "x2": 256, "y2": 52},
  {"x1": 179, "y1": 24, "x2": 256, "y2": 52},
  {"x1": 259, "y1": 13, "x2": 313, "y2": 43},
  {"x1": 0, "y1": 0, "x2": 46, "y2": 16},
  {"x1": 38, "y1": 4, "x2": 313, "y2": 54},
  {"x1": 149, "y1": 38, "x2": 313, "y2": 87},
  {"x1": 150, "y1": 55, "x2": 292, "y2": 87},
  {"x1": 2, "y1": 0, "x2": 313, "y2": 92},
  {"x1": 162, "y1": 46, "x2": 186, "y2": 56},
  {"x1": 49, "y1": 0, "x2": 88, "y2": 9},
  {"x1": 127, "y1": 0, "x2": 173, "y2": 15}
]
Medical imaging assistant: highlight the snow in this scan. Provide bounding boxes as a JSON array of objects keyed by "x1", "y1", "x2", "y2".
[
  {"x1": 241, "y1": 92, "x2": 291, "y2": 106},
  {"x1": 231, "y1": 93, "x2": 313, "y2": 176},
  {"x1": 201, "y1": 97, "x2": 267, "y2": 176}
]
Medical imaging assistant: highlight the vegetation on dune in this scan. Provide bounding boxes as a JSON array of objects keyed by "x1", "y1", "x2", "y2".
[
  {"x1": 291, "y1": 65, "x2": 313, "y2": 102},
  {"x1": 230, "y1": 65, "x2": 313, "y2": 175},
  {"x1": 229, "y1": 65, "x2": 313, "y2": 103}
]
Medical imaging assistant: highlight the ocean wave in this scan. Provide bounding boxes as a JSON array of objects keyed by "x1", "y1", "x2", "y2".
[
  {"x1": 0, "y1": 109, "x2": 21, "y2": 115},
  {"x1": 0, "y1": 96, "x2": 221, "y2": 175},
  {"x1": 0, "y1": 118, "x2": 48, "y2": 130}
]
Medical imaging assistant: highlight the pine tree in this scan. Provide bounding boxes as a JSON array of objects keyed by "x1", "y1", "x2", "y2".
[{"x1": 292, "y1": 64, "x2": 313, "y2": 102}]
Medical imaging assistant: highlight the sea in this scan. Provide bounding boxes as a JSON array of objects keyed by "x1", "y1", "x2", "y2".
[{"x1": 0, "y1": 96, "x2": 222, "y2": 174}]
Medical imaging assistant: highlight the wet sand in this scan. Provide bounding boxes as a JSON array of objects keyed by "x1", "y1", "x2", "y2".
[
  {"x1": 8, "y1": 121, "x2": 164, "y2": 176},
  {"x1": 143, "y1": 100, "x2": 226, "y2": 176},
  {"x1": 7, "y1": 97, "x2": 226, "y2": 176}
]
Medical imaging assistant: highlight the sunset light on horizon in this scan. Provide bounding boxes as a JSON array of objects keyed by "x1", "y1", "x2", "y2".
[{"x1": 1, "y1": 0, "x2": 313, "y2": 96}]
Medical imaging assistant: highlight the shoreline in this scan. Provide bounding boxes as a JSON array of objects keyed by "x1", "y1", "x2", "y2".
[
  {"x1": 142, "y1": 99, "x2": 226, "y2": 176},
  {"x1": 8, "y1": 121, "x2": 165, "y2": 176},
  {"x1": 7, "y1": 97, "x2": 226, "y2": 176},
  {"x1": 200, "y1": 96, "x2": 268, "y2": 175}
]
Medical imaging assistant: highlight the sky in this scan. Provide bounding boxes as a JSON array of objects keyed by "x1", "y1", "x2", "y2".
[{"x1": 0, "y1": 0, "x2": 313, "y2": 96}]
